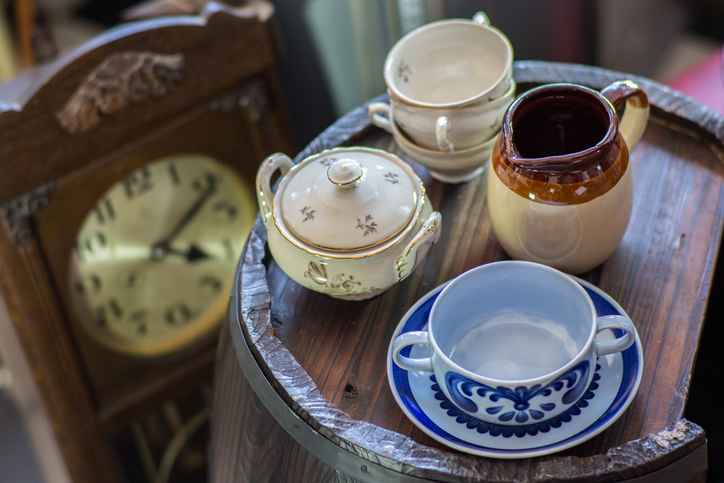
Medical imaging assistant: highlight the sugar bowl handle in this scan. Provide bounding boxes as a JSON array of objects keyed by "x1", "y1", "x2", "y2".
[
  {"x1": 256, "y1": 153, "x2": 294, "y2": 229},
  {"x1": 601, "y1": 80, "x2": 650, "y2": 153},
  {"x1": 396, "y1": 212, "x2": 442, "y2": 281}
]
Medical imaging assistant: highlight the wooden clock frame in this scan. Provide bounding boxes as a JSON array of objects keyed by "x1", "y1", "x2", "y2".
[{"x1": 0, "y1": 2, "x2": 293, "y2": 481}]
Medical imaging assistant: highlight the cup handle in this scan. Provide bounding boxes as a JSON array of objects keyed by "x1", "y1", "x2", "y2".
[
  {"x1": 396, "y1": 212, "x2": 442, "y2": 281},
  {"x1": 256, "y1": 153, "x2": 294, "y2": 229},
  {"x1": 472, "y1": 11, "x2": 490, "y2": 26},
  {"x1": 595, "y1": 315, "x2": 636, "y2": 357},
  {"x1": 600, "y1": 80, "x2": 650, "y2": 152},
  {"x1": 436, "y1": 116, "x2": 455, "y2": 152},
  {"x1": 368, "y1": 102, "x2": 393, "y2": 134},
  {"x1": 392, "y1": 330, "x2": 433, "y2": 372}
]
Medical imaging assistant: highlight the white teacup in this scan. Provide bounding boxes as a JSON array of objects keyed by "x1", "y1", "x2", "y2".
[
  {"x1": 384, "y1": 79, "x2": 515, "y2": 152},
  {"x1": 391, "y1": 261, "x2": 636, "y2": 425},
  {"x1": 368, "y1": 102, "x2": 497, "y2": 183},
  {"x1": 384, "y1": 12, "x2": 513, "y2": 109}
]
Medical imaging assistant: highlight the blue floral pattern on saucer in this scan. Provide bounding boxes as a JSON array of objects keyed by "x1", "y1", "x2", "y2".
[{"x1": 386, "y1": 277, "x2": 643, "y2": 459}]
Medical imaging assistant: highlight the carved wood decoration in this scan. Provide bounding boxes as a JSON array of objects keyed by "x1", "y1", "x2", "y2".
[
  {"x1": 0, "y1": 182, "x2": 55, "y2": 246},
  {"x1": 210, "y1": 61, "x2": 722, "y2": 481},
  {"x1": 56, "y1": 52, "x2": 185, "y2": 134}
]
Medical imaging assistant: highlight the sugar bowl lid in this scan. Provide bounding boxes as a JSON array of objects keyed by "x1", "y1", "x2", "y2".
[{"x1": 278, "y1": 148, "x2": 419, "y2": 250}]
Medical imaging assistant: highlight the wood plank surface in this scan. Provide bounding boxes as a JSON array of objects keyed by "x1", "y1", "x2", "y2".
[{"x1": 211, "y1": 61, "x2": 722, "y2": 481}]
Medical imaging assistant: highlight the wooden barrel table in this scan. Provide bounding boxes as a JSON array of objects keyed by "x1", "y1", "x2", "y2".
[{"x1": 209, "y1": 61, "x2": 724, "y2": 482}]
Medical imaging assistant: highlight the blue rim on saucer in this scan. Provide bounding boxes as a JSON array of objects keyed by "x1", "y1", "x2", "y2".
[{"x1": 386, "y1": 277, "x2": 643, "y2": 459}]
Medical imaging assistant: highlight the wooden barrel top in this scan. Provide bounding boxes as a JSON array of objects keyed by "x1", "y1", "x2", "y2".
[{"x1": 211, "y1": 61, "x2": 722, "y2": 481}]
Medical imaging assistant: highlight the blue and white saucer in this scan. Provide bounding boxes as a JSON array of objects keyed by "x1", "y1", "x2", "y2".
[{"x1": 387, "y1": 278, "x2": 643, "y2": 459}]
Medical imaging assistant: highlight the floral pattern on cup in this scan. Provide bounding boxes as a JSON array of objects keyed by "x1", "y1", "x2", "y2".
[
  {"x1": 432, "y1": 363, "x2": 600, "y2": 438},
  {"x1": 444, "y1": 360, "x2": 591, "y2": 424},
  {"x1": 398, "y1": 61, "x2": 412, "y2": 82}
]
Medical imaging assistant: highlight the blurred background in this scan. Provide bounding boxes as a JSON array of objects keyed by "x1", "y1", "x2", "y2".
[{"x1": 1, "y1": 0, "x2": 723, "y2": 482}]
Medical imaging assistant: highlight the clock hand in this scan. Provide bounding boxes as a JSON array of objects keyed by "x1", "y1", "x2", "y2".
[
  {"x1": 151, "y1": 173, "x2": 216, "y2": 259},
  {"x1": 162, "y1": 244, "x2": 212, "y2": 262}
]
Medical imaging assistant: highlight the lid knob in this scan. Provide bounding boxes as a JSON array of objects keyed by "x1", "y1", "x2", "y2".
[{"x1": 327, "y1": 159, "x2": 363, "y2": 190}]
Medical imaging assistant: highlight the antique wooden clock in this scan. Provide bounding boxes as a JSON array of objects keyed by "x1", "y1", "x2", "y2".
[{"x1": 0, "y1": 2, "x2": 293, "y2": 482}]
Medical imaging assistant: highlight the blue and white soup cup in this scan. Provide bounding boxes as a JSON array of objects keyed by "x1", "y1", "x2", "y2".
[{"x1": 391, "y1": 261, "x2": 636, "y2": 426}]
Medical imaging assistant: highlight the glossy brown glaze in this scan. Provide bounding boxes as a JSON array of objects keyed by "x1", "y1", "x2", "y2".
[{"x1": 492, "y1": 132, "x2": 628, "y2": 205}]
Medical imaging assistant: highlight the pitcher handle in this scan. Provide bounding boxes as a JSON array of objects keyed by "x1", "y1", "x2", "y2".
[
  {"x1": 601, "y1": 80, "x2": 650, "y2": 152},
  {"x1": 256, "y1": 153, "x2": 294, "y2": 229}
]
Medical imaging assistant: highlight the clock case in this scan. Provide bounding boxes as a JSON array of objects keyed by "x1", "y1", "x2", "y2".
[{"x1": 0, "y1": 3, "x2": 293, "y2": 481}]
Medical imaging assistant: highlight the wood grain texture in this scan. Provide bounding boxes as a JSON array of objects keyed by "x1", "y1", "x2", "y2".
[
  {"x1": 211, "y1": 61, "x2": 721, "y2": 481},
  {"x1": 0, "y1": 3, "x2": 294, "y2": 482}
]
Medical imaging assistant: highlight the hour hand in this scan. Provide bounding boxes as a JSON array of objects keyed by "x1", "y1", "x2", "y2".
[{"x1": 151, "y1": 243, "x2": 211, "y2": 262}]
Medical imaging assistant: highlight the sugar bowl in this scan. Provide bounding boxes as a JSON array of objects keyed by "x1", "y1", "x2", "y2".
[{"x1": 256, "y1": 147, "x2": 442, "y2": 299}]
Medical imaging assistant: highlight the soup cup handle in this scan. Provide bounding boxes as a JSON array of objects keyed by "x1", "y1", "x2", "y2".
[
  {"x1": 392, "y1": 331, "x2": 433, "y2": 372},
  {"x1": 256, "y1": 153, "x2": 294, "y2": 229},
  {"x1": 368, "y1": 102, "x2": 393, "y2": 134},
  {"x1": 594, "y1": 315, "x2": 636, "y2": 357},
  {"x1": 436, "y1": 116, "x2": 455, "y2": 152}
]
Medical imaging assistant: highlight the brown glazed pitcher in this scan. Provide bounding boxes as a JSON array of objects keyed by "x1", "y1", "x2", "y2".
[{"x1": 487, "y1": 81, "x2": 649, "y2": 274}]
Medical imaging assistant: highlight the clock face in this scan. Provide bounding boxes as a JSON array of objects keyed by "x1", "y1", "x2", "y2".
[{"x1": 69, "y1": 154, "x2": 256, "y2": 358}]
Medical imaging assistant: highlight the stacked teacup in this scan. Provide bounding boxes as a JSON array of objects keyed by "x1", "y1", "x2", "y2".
[{"x1": 369, "y1": 13, "x2": 514, "y2": 183}]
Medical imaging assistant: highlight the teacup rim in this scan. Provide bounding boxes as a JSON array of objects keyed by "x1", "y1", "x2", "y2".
[
  {"x1": 387, "y1": 78, "x2": 517, "y2": 112},
  {"x1": 427, "y1": 260, "x2": 598, "y2": 385},
  {"x1": 384, "y1": 18, "x2": 514, "y2": 108}
]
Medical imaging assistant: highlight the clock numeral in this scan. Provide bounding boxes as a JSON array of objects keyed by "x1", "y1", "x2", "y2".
[
  {"x1": 96, "y1": 298, "x2": 123, "y2": 328},
  {"x1": 75, "y1": 273, "x2": 102, "y2": 296},
  {"x1": 212, "y1": 200, "x2": 238, "y2": 220},
  {"x1": 164, "y1": 304, "x2": 192, "y2": 326},
  {"x1": 77, "y1": 231, "x2": 108, "y2": 262},
  {"x1": 222, "y1": 238, "x2": 236, "y2": 260},
  {"x1": 192, "y1": 172, "x2": 216, "y2": 193},
  {"x1": 94, "y1": 198, "x2": 115, "y2": 225},
  {"x1": 129, "y1": 309, "x2": 149, "y2": 336},
  {"x1": 123, "y1": 167, "x2": 153, "y2": 199},
  {"x1": 199, "y1": 275, "x2": 222, "y2": 293},
  {"x1": 123, "y1": 272, "x2": 141, "y2": 288},
  {"x1": 168, "y1": 163, "x2": 181, "y2": 185}
]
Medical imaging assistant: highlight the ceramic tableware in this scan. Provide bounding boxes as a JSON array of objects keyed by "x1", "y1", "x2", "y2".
[
  {"x1": 368, "y1": 102, "x2": 497, "y2": 183},
  {"x1": 256, "y1": 147, "x2": 442, "y2": 300},
  {"x1": 391, "y1": 261, "x2": 636, "y2": 425},
  {"x1": 487, "y1": 81, "x2": 650, "y2": 274},
  {"x1": 384, "y1": 79, "x2": 515, "y2": 152},
  {"x1": 384, "y1": 12, "x2": 513, "y2": 109},
  {"x1": 387, "y1": 277, "x2": 643, "y2": 458}
]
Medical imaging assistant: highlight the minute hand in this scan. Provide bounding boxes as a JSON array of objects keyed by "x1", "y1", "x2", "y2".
[{"x1": 152, "y1": 174, "x2": 217, "y2": 255}]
